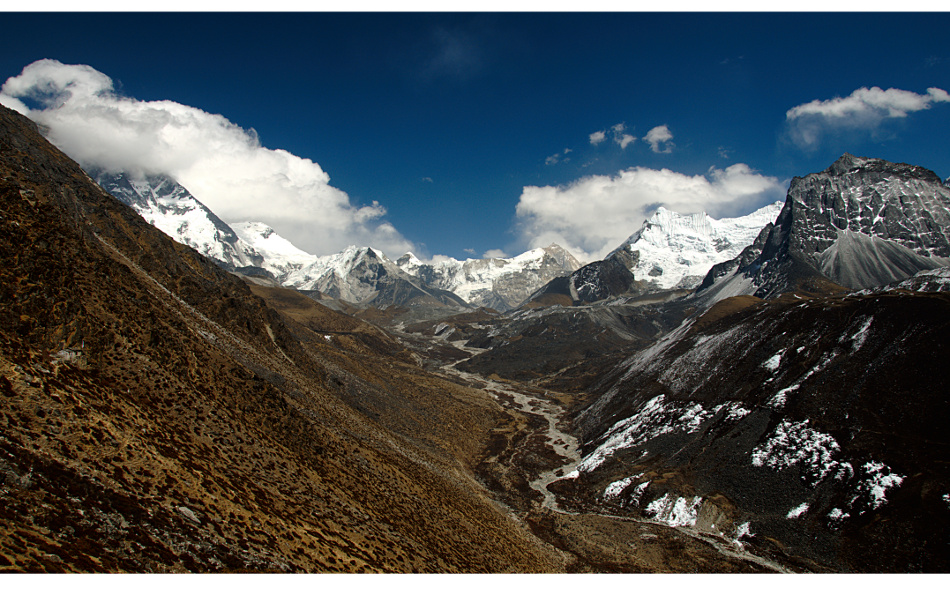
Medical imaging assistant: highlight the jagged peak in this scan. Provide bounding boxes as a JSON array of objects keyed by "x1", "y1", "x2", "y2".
[
  {"x1": 826, "y1": 153, "x2": 871, "y2": 175},
  {"x1": 820, "y1": 153, "x2": 943, "y2": 184}
]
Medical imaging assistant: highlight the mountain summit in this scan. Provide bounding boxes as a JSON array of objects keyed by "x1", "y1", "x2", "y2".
[
  {"x1": 397, "y1": 245, "x2": 581, "y2": 311},
  {"x1": 611, "y1": 201, "x2": 784, "y2": 290},
  {"x1": 93, "y1": 170, "x2": 265, "y2": 271},
  {"x1": 699, "y1": 154, "x2": 950, "y2": 301},
  {"x1": 525, "y1": 204, "x2": 783, "y2": 306}
]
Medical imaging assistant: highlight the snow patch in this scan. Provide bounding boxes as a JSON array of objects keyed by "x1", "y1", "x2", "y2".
[
  {"x1": 762, "y1": 352, "x2": 783, "y2": 373},
  {"x1": 577, "y1": 394, "x2": 714, "y2": 473},
  {"x1": 751, "y1": 419, "x2": 850, "y2": 485},
  {"x1": 767, "y1": 384, "x2": 799, "y2": 409},
  {"x1": 849, "y1": 317, "x2": 874, "y2": 352},
  {"x1": 827, "y1": 507, "x2": 850, "y2": 528},
  {"x1": 786, "y1": 503, "x2": 809, "y2": 519},
  {"x1": 734, "y1": 521, "x2": 754, "y2": 544},
  {"x1": 603, "y1": 476, "x2": 637, "y2": 500},
  {"x1": 850, "y1": 461, "x2": 904, "y2": 511},
  {"x1": 644, "y1": 494, "x2": 703, "y2": 527},
  {"x1": 724, "y1": 402, "x2": 752, "y2": 421}
]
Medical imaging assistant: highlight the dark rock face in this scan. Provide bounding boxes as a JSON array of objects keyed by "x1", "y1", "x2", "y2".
[
  {"x1": 525, "y1": 247, "x2": 649, "y2": 306},
  {"x1": 557, "y1": 290, "x2": 950, "y2": 572},
  {"x1": 700, "y1": 154, "x2": 950, "y2": 299}
]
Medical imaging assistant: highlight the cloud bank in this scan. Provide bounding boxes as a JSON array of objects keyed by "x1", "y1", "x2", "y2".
[
  {"x1": 0, "y1": 59, "x2": 415, "y2": 257},
  {"x1": 786, "y1": 86, "x2": 950, "y2": 149},
  {"x1": 515, "y1": 164, "x2": 785, "y2": 263}
]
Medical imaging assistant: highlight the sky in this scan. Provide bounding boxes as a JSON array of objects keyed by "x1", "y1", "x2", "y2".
[{"x1": 2, "y1": 9, "x2": 950, "y2": 263}]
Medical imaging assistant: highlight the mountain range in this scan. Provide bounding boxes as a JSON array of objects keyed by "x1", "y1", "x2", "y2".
[
  {"x1": 95, "y1": 168, "x2": 791, "y2": 315},
  {"x1": 3, "y1": 99, "x2": 950, "y2": 573}
]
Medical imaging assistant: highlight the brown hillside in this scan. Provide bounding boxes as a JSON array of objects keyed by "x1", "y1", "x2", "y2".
[{"x1": 0, "y1": 105, "x2": 562, "y2": 572}]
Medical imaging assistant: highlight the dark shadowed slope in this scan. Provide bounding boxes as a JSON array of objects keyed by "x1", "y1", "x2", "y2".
[{"x1": 552, "y1": 288, "x2": 950, "y2": 572}]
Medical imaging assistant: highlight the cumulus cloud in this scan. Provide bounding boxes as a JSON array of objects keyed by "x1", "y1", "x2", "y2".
[
  {"x1": 643, "y1": 125, "x2": 674, "y2": 153},
  {"x1": 589, "y1": 130, "x2": 606, "y2": 145},
  {"x1": 515, "y1": 163, "x2": 785, "y2": 263},
  {"x1": 0, "y1": 59, "x2": 414, "y2": 257},
  {"x1": 786, "y1": 86, "x2": 950, "y2": 149},
  {"x1": 482, "y1": 249, "x2": 508, "y2": 259}
]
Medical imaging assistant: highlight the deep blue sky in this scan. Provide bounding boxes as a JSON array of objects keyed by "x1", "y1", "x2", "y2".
[{"x1": 2, "y1": 12, "x2": 950, "y2": 260}]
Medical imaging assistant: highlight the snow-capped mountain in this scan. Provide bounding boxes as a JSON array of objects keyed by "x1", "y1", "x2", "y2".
[
  {"x1": 524, "y1": 204, "x2": 783, "y2": 307},
  {"x1": 396, "y1": 245, "x2": 581, "y2": 311},
  {"x1": 699, "y1": 154, "x2": 950, "y2": 301},
  {"x1": 93, "y1": 170, "x2": 264, "y2": 270},
  {"x1": 283, "y1": 245, "x2": 468, "y2": 308},
  {"x1": 231, "y1": 221, "x2": 316, "y2": 278},
  {"x1": 612, "y1": 202, "x2": 784, "y2": 290}
]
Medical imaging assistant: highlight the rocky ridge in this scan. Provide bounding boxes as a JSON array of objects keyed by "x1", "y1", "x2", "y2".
[
  {"x1": 397, "y1": 245, "x2": 581, "y2": 311},
  {"x1": 93, "y1": 170, "x2": 264, "y2": 272},
  {"x1": 699, "y1": 154, "x2": 950, "y2": 301}
]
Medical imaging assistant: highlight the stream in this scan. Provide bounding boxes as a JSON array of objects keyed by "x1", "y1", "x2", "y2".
[{"x1": 440, "y1": 362, "x2": 793, "y2": 573}]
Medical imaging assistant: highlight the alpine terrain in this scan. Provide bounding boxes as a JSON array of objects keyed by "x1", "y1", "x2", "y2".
[{"x1": 2, "y1": 99, "x2": 949, "y2": 573}]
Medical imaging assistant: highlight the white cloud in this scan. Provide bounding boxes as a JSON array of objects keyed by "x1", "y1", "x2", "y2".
[
  {"x1": 786, "y1": 86, "x2": 950, "y2": 149},
  {"x1": 515, "y1": 163, "x2": 785, "y2": 263},
  {"x1": 482, "y1": 248, "x2": 508, "y2": 259},
  {"x1": 545, "y1": 147, "x2": 572, "y2": 165},
  {"x1": 590, "y1": 123, "x2": 636, "y2": 149},
  {"x1": 644, "y1": 125, "x2": 674, "y2": 153},
  {"x1": 0, "y1": 59, "x2": 414, "y2": 258}
]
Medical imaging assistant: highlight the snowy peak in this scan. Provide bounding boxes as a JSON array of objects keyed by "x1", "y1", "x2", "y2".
[
  {"x1": 93, "y1": 170, "x2": 263, "y2": 270},
  {"x1": 396, "y1": 244, "x2": 581, "y2": 311},
  {"x1": 281, "y1": 245, "x2": 467, "y2": 309},
  {"x1": 232, "y1": 221, "x2": 316, "y2": 277},
  {"x1": 611, "y1": 202, "x2": 784, "y2": 290}
]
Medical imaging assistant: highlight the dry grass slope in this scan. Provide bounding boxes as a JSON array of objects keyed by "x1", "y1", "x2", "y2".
[{"x1": 0, "y1": 105, "x2": 563, "y2": 573}]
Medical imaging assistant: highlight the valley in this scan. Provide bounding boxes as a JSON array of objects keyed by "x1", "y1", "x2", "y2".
[
  {"x1": 432, "y1": 351, "x2": 792, "y2": 572},
  {"x1": 2, "y1": 100, "x2": 950, "y2": 573}
]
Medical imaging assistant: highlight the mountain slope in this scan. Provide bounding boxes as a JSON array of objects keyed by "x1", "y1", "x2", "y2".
[
  {"x1": 550, "y1": 287, "x2": 950, "y2": 572},
  {"x1": 284, "y1": 245, "x2": 469, "y2": 311},
  {"x1": 93, "y1": 170, "x2": 264, "y2": 271},
  {"x1": 699, "y1": 154, "x2": 950, "y2": 300},
  {"x1": 231, "y1": 220, "x2": 316, "y2": 278},
  {"x1": 0, "y1": 104, "x2": 562, "y2": 572}
]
